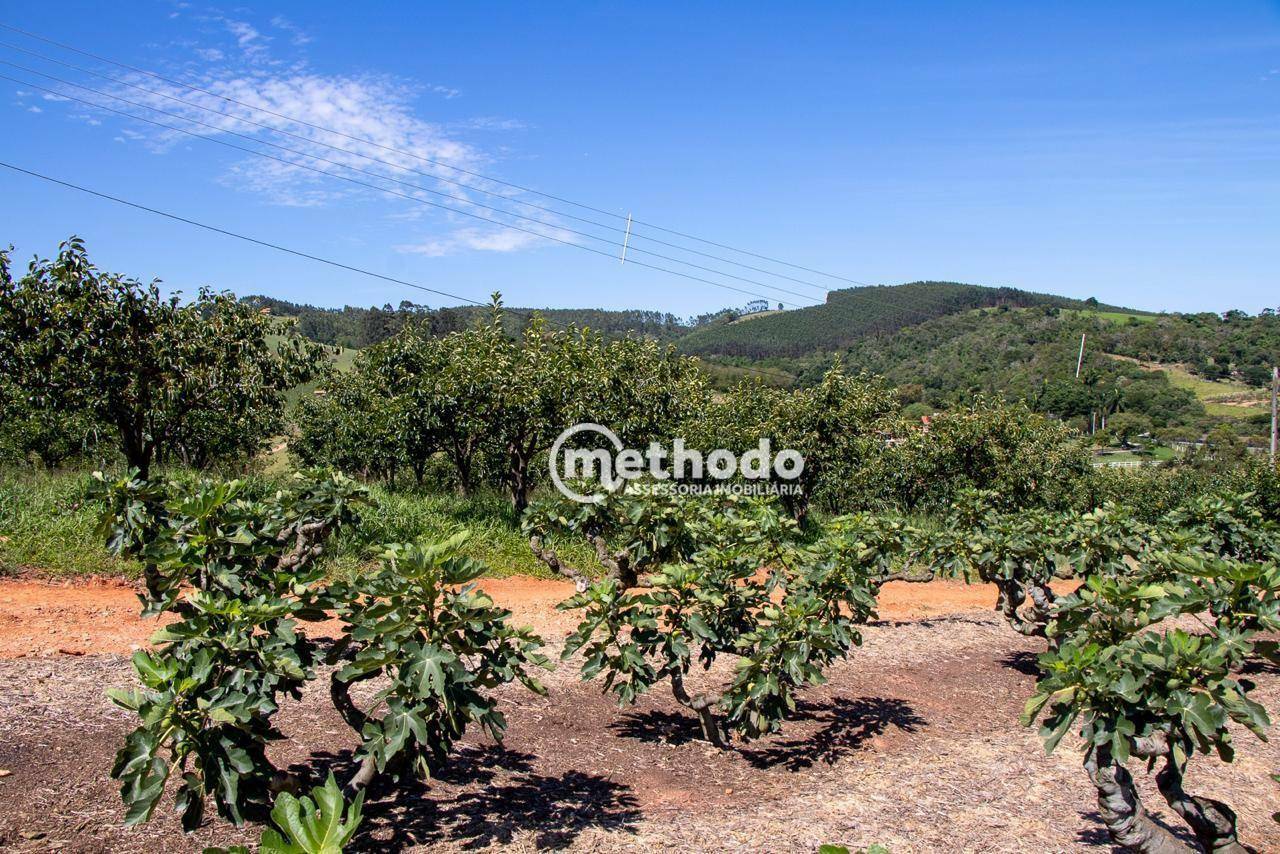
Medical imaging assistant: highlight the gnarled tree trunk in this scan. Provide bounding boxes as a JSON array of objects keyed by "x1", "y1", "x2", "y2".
[
  {"x1": 1084, "y1": 744, "x2": 1194, "y2": 854},
  {"x1": 992, "y1": 575, "x2": 1058, "y2": 642}
]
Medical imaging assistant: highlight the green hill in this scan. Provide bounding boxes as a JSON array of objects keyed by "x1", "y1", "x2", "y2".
[
  {"x1": 777, "y1": 302, "x2": 1278, "y2": 437},
  {"x1": 677, "y1": 281, "x2": 1137, "y2": 359}
]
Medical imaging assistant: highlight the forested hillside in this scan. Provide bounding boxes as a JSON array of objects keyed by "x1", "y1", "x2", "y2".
[
  {"x1": 247, "y1": 282, "x2": 1280, "y2": 441},
  {"x1": 725, "y1": 303, "x2": 1276, "y2": 440},
  {"x1": 242, "y1": 295, "x2": 699, "y2": 349},
  {"x1": 830, "y1": 307, "x2": 1210, "y2": 433},
  {"x1": 1098, "y1": 308, "x2": 1280, "y2": 385},
  {"x1": 676, "y1": 281, "x2": 1132, "y2": 359}
]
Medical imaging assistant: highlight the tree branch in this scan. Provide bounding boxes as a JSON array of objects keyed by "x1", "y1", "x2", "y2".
[
  {"x1": 590, "y1": 535, "x2": 636, "y2": 587},
  {"x1": 330, "y1": 670, "x2": 378, "y2": 736},
  {"x1": 1155, "y1": 751, "x2": 1248, "y2": 854},
  {"x1": 529, "y1": 536, "x2": 592, "y2": 591},
  {"x1": 277, "y1": 518, "x2": 333, "y2": 573}
]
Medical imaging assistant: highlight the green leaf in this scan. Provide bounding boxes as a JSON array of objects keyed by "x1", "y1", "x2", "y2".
[{"x1": 248, "y1": 774, "x2": 365, "y2": 854}]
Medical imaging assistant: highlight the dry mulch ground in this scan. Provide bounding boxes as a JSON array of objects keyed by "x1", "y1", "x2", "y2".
[{"x1": 0, "y1": 577, "x2": 1276, "y2": 853}]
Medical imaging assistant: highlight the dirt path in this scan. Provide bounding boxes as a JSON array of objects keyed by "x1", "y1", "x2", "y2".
[
  {"x1": 0, "y1": 576, "x2": 1054, "y2": 658},
  {"x1": 0, "y1": 575, "x2": 578, "y2": 658}
]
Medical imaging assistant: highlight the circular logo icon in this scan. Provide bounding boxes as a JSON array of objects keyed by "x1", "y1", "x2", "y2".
[{"x1": 549, "y1": 422, "x2": 625, "y2": 504}]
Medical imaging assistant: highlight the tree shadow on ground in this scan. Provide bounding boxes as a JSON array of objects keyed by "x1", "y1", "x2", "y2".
[
  {"x1": 1240, "y1": 653, "x2": 1280, "y2": 676},
  {"x1": 339, "y1": 744, "x2": 640, "y2": 852},
  {"x1": 284, "y1": 747, "x2": 359, "y2": 788},
  {"x1": 1000, "y1": 649, "x2": 1041, "y2": 676},
  {"x1": 608, "y1": 708, "x2": 705, "y2": 746},
  {"x1": 742, "y1": 696, "x2": 926, "y2": 771},
  {"x1": 609, "y1": 696, "x2": 926, "y2": 771}
]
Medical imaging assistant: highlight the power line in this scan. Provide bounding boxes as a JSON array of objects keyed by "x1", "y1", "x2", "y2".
[
  {"x1": 2, "y1": 30, "x2": 976, "y2": 328},
  {"x1": 0, "y1": 39, "x2": 840, "y2": 296},
  {"x1": 0, "y1": 64, "x2": 824, "y2": 311},
  {"x1": 0, "y1": 29, "x2": 964, "y2": 331},
  {"x1": 6, "y1": 64, "x2": 954, "y2": 326},
  {"x1": 0, "y1": 64, "x2": 826, "y2": 308},
  {"x1": 5, "y1": 63, "x2": 959, "y2": 330},
  {"x1": 0, "y1": 20, "x2": 871, "y2": 287},
  {"x1": 0, "y1": 70, "x2": 821, "y2": 309},
  {"x1": 0, "y1": 159, "x2": 799, "y2": 383},
  {"x1": 0, "y1": 160, "x2": 486, "y2": 307}
]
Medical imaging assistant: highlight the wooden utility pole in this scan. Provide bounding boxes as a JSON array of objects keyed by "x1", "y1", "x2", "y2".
[
  {"x1": 1271, "y1": 366, "x2": 1278, "y2": 462},
  {"x1": 1075, "y1": 333, "x2": 1086, "y2": 378}
]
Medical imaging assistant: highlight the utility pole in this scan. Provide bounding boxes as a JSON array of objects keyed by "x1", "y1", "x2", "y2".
[
  {"x1": 1075, "y1": 333, "x2": 1086, "y2": 378},
  {"x1": 619, "y1": 213, "x2": 632, "y2": 263},
  {"x1": 1271, "y1": 366, "x2": 1278, "y2": 462}
]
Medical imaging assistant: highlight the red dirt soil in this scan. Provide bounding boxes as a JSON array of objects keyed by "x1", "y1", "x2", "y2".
[
  {"x1": 0, "y1": 576, "x2": 1273, "y2": 853},
  {"x1": 0, "y1": 576, "x2": 1062, "y2": 658}
]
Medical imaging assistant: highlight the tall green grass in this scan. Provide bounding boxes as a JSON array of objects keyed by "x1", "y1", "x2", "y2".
[
  {"x1": 0, "y1": 467, "x2": 598, "y2": 581},
  {"x1": 326, "y1": 483, "x2": 596, "y2": 580},
  {"x1": 0, "y1": 468, "x2": 138, "y2": 577}
]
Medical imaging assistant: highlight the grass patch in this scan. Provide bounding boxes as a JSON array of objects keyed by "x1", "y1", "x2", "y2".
[
  {"x1": 276, "y1": 331, "x2": 359, "y2": 409},
  {"x1": 1061, "y1": 309, "x2": 1156, "y2": 325},
  {"x1": 1106, "y1": 354, "x2": 1267, "y2": 416},
  {"x1": 0, "y1": 467, "x2": 597, "y2": 582},
  {"x1": 696, "y1": 358, "x2": 796, "y2": 388},
  {"x1": 0, "y1": 469, "x2": 140, "y2": 578},
  {"x1": 325, "y1": 484, "x2": 598, "y2": 580}
]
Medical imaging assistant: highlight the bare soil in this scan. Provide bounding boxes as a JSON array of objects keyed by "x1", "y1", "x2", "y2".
[{"x1": 0, "y1": 577, "x2": 1276, "y2": 853}]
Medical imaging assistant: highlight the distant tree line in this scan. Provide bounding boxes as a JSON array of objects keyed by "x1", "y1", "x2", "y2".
[
  {"x1": 241, "y1": 294, "x2": 701, "y2": 351},
  {"x1": 5, "y1": 238, "x2": 1272, "y2": 517},
  {"x1": 710, "y1": 303, "x2": 1277, "y2": 441}
]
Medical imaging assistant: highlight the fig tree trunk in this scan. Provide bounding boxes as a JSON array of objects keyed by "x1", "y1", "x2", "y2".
[{"x1": 1084, "y1": 744, "x2": 1193, "y2": 854}]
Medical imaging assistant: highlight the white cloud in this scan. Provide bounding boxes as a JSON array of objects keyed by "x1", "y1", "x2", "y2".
[
  {"x1": 269, "y1": 16, "x2": 313, "y2": 47},
  {"x1": 27, "y1": 105, "x2": 42, "y2": 113},
  {"x1": 104, "y1": 61, "x2": 492, "y2": 209},
  {"x1": 457, "y1": 116, "x2": 528, "y2": 131},
  {"x1": 396, "y1": 226, "x2": 545, "y2": 257},
  {"x1": 224, "y1": 19, "x2": 268, "y2": 60},
  {"x1": 50, "y1": 6, "x2": 551, "y2": 257}
]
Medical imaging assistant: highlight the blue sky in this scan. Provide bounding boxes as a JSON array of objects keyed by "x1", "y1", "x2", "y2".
[{"x1": 1, "y1": 1, "x2": 1278, "y2": 316}]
